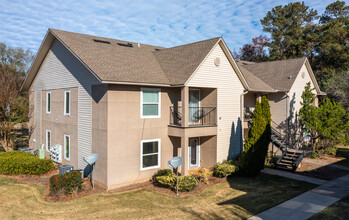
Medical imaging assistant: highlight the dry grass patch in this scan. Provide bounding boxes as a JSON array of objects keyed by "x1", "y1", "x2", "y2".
[{"x1": 0, "y1": 174, "x2": 315, "y2": 219}]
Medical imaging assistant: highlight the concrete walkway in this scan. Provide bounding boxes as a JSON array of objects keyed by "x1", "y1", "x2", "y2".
[
  {"x1": 249, "y1": 171, "x2": 349, "y2": 220},
  {"x1": 262, "y1": 168, "x2": 328, "y2": 185}
]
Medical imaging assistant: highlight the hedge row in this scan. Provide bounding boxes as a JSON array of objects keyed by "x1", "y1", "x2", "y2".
[{"x1": 0, "y1": 151, "x2": 54, "y2": 175}]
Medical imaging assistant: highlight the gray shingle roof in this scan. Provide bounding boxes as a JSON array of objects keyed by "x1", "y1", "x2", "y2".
[
  {"x1": 51, "y1": 29, "x2": 171, "y2": 84},
  {"x1": 237, "y1": 57, "x2": 307, "y2": 92},
  {"x1": 51, "y1": 29, "x2": 220, "y2": 85},
  {"x1": 153, "y1": 37, "x2": 220, "y2": 84},
  {"x1": 236, "y1": 62, "x2": 275, "y2": 92}
]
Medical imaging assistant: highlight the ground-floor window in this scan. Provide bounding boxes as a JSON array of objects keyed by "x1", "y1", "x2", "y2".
[
  {"x1": 64, "y1": 134, "x2": 70, "y2": 161},
  {"x1": 141, "y1": 139, "x2": 160, "y2": 170},
  {"x1": 46, "y1": 130, "x2": 51, "y2": 152}
]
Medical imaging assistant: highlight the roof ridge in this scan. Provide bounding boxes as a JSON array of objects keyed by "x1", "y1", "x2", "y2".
[
  {"x1": 246, "y1": 57, "x2": 307, "y2": 66},
  {"x1": 49, "y1": 28, "x2": 165, "y2": 49},
  {"x1": 153, "y1": 37, "x2": 221, "y2": 52}
]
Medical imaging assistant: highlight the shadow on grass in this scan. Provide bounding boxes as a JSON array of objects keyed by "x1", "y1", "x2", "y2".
[
  {"x1": 181, "y1": 174, "x2": 315, "y2": 219},
  {"x1": 335, "y1": 147, "x2": 349, "y2": 167}
]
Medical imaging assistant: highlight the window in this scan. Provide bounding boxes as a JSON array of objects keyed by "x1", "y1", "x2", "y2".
[
  {"x1": 141, "y1": 88, "x2": 161, "y2": 118},
  {"x1": 64, "y1": 134, "x2": 70, "y2": 161},
  {"x1": 46, "y1": 92, "x2": 51, "y2": 114},
  {"x1": 46, "y1": 130, "x2": 51, "y2": 152},
  {"x1": 64, "y1": 90, "x2": 70, "y2": 116},
  {"x1": 141, "y1": 139, "x2": 160, "y2": 170}
]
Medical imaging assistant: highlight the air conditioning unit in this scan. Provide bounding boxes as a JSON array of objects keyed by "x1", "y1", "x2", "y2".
[{"x1": 50, "y1": 144, "x2": 62, "y2": 163}]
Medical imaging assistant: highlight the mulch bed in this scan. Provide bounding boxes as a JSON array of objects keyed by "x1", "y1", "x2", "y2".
[
  {"x1": 1, "y1": 169, "x2": 228, "y2": 201},
  {"x1": 145, "y1": 176, "x2": 226, "y2": 198}
]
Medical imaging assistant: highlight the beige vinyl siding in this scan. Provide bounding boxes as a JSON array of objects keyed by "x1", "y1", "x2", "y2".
[
  {"x1": 287, "y1": 64, "x2": 317, "y2": 122},
  {"x1": 31, "y1": 39, "x2": 101, "y2": 169},
  {"x1": 186, "y1": 42, "x2": 245, "y2": 162},
  {"x1": 268, "y1": 92, "x2": 288, "y2": 130},
  {"x1": 34, "y1": 91, "x2": 42, "y2": 149}
]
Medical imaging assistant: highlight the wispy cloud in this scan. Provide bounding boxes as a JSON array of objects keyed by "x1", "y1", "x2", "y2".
[{"x1": 0, "y1": 0, "x2": 333, "y2": 53}]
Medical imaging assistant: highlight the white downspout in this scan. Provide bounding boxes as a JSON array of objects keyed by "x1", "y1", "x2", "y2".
[{"x1": 240, "y1": 90, "x2": 249, "y2": 153}]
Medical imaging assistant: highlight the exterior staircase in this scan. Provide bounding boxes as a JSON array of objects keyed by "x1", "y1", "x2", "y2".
[{"x1": 271, "y1": 121, "x2": 306, "y2": 172}]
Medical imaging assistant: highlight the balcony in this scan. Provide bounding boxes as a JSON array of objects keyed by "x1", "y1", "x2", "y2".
[{"x1": 170, "y1": 106, "x2": 217, "y2": 127}]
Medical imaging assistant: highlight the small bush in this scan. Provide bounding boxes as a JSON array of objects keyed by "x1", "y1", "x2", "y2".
[
  {"x1": 0, "y1": 151, "x2": 54, "y2": 175},
  {"x1": 152, "y1": 169, "x2": 172, "y2": 180},
  {"x1": 310, "y1": 152, "x2": 319, "y2": 159},
  {"x1": 192, "y1": 168, "x2": 211, "y2": 184},
  {"x1": 152, "y1": 169, "x2": 198, "y2": 192},
  {"x1": 50, "y1": 171, "x2": 83, "y2": 195},
  {"x1": 320, "y1": 146, "x2": 338, "y2": 156},
  {"x1": 177, "y1": 176, "x2": 198, "y2": 192},
  {"x1": 154, "y1": 174, "x2": 176, "y2": 188},
  {"x1": 213, "y1": 163, "x2": 237, "y2": 178},
  {"x1": 265, "y1": 155, "x2": 280, "y2": 167}
]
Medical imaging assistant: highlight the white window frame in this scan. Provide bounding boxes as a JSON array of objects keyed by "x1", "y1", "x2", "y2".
[
  {"x1": 46, "y1": 91, "x2": 51, "y2": 114},
  {"x1": 46, "y1": 129, "x2": 51, "y2": 152},
  {"x1": 64, "y1": 134, "x2": 70, "y2": 161},
  {"x1": 140, "y1": 88, "x2": 161, "y2": 119},
  {"x1": 140, "y1": 138, "x2": 161, "y2": 171},
  {"x1": 64, "y1": 90, "x2": 71, "y2": 116}
]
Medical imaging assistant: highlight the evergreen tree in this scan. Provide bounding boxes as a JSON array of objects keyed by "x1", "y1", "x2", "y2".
[
  {"x1": 260, "y1": 2, "x2": 318, "y2": 60},
  {"x1": 299, "y1": 83, "x2": 348, "y2": 151},
  {"x1": 239, "y1": 97, "x2": 271, "y2": 176},
  {"x1": 315, "y1": 1, "x2": 349, "y2": 76}
]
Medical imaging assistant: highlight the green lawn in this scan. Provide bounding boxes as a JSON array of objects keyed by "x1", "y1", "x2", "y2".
[
  {"x1": 309, "y1": 195, "x2": 349, "y2": 220},
  {"x1": 336, "y1": 147, "x2": 349, "y2": 167},
  {"x1": 0, "y1": 174, "x2": 315, "y2": 219}
]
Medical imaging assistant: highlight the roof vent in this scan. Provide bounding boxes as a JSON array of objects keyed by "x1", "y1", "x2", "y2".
[
  {"x1": 288, "y1": 75, "x2": 292, "y2": 79},
  {"x1": 138, "y1": 43, "x2": 141, "y2": 48},
  {"x1": 154, "y1": 48, "x2": 161, "y2": 51},
  {"x1": 214, "y1": 57, "x2": 221, "y2": 67},
  {"x1": 93, "y1": 39, "x2": 110, "y2": 44},
  {"x1": 117, "y1": 42, "x2": 133, "y2": 47}
]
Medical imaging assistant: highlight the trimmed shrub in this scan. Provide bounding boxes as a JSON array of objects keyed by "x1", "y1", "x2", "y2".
[
  {"x1": 0, "y1": 151, "x2": 54, "y2": 175},
  {"x1": 50, "y1": 171, "x2": 83, "y2": 195},
  {"x1": 152, "y1": 169, "x2": 172, "y2": 180},
  {"x1": 192, "y1": 168, "x2": 212, "y2": 184},
  {"x1": 213, "y1": 163, "x2": 237, "y2": 178},
  {"x1": 154, "y1": 174, "x2": 176, "y2": 188},
  {"x1": 177, "y1": 176, "x2": 198, "y2": 192},
  {"x1": 152, "y1": 169, "x2": 198, "y2": 192}
]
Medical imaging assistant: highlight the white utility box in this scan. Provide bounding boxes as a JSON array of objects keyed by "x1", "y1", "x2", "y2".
[{"x1": 50, "y1": 144, "x2": 62, "y2": 163}]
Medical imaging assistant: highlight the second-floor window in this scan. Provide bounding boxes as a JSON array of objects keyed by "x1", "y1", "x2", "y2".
[
  {"x1": 64, "y1": 90, "x2": 70, "y2": 116},
  {"x1": 46, "y1": 91, "x2": 51, "y2": 114},
  {"x1": 141, "y1": 88, "x2": 161, "y2": 118}
]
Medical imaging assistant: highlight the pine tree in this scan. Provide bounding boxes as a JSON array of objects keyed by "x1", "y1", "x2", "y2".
[
  {"x1": 260, "y1": 2, "x2": 318, "y2": 60},
  {"x1": 315, "y1": 1, "x2": 349, "y2": 75}
]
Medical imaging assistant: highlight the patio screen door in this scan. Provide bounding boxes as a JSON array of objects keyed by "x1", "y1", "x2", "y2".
[
  {"x1": 189, "y1": 138, "x2": 200, "y2": 169},
  {"x1": 189, "y1": 90, "x2": 200, "y2": 123}
]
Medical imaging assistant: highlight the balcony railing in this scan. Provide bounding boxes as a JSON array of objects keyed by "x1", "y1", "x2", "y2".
[
  {"x1": 170, "y1": 106, "x2": 217, "y2": 127},
  {"x1": 244, "y1": 107, "x2": 254, "y2": 121}
]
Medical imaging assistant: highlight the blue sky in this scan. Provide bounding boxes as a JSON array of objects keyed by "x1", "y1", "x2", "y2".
[{"x1": 0, "y1": 0, "x2": 334, "y2": 53}]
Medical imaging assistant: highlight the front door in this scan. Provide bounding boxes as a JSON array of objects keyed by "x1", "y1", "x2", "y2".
[
  {"x1": 189, "y1": 89, "x2": 200, "y2": 124},
  {"x1": 189, "y1": 138, "x2": 200, "y2": 169}
]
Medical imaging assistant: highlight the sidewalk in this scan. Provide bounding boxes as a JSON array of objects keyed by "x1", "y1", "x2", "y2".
[
  {"x1": 249, "y1": 171, "x2": 349, "y2": 220},
  {"x1": 262, "y1": 168, "x2": 328, "y2": 185}
]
